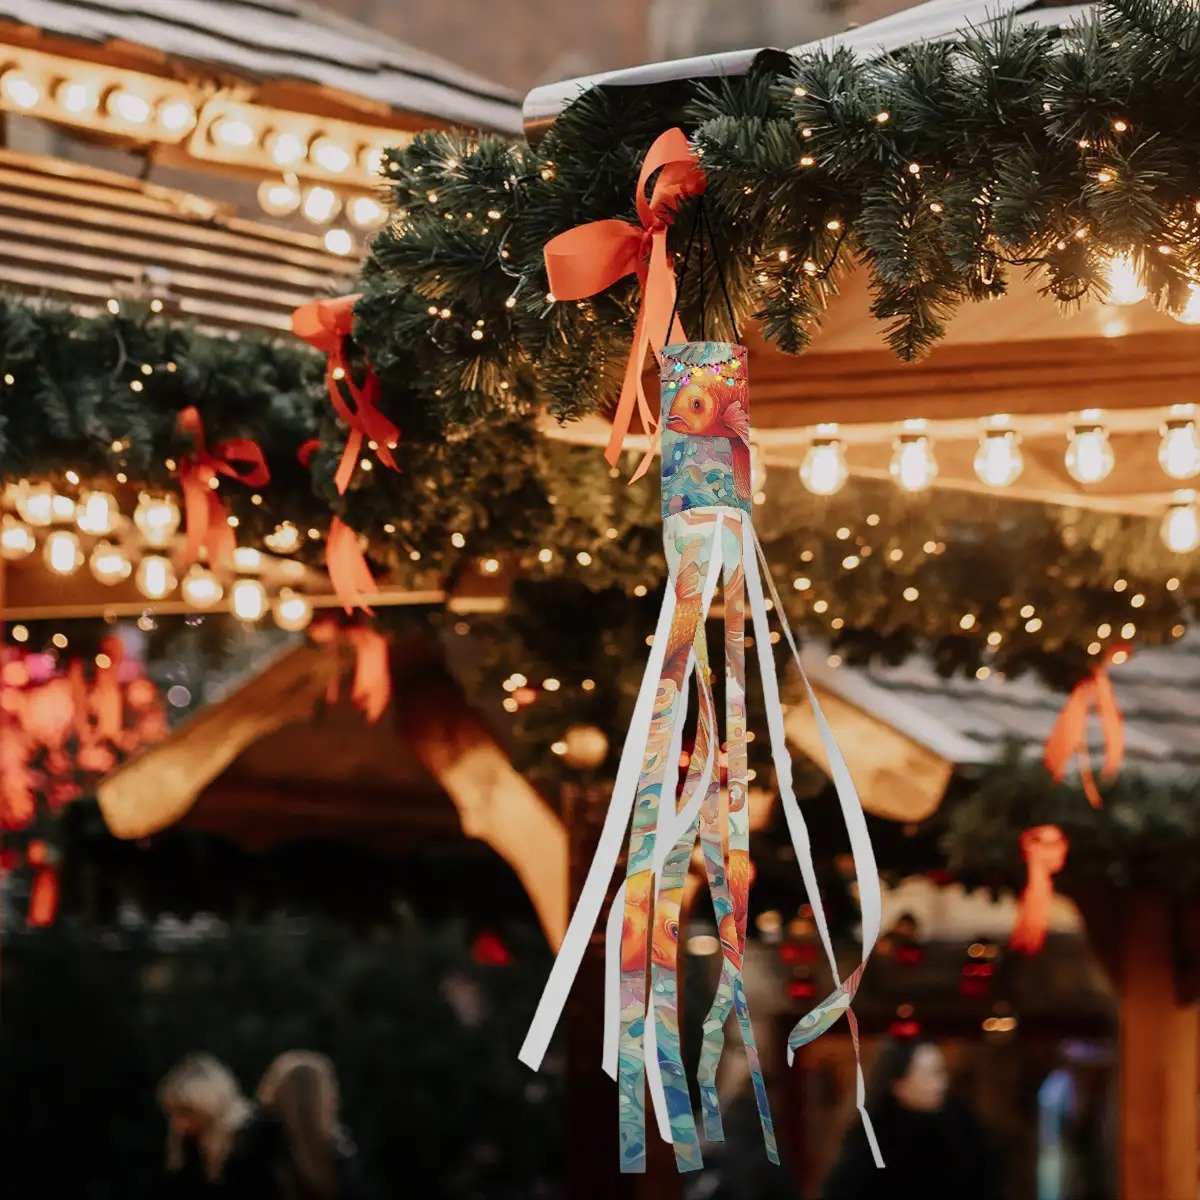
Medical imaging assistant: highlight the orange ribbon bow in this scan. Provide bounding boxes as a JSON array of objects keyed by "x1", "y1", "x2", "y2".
[
  {"x1": 177, "y1": 406, "x2": 269, "y2": 569},
  {"x1": 1009, "y1": 824, "x2": 1069, "y2": 954},
  {"x1": 543, "y1": 127, "x2": 705, "y2": 480},
  {"x1": 292, "y1": 294, "x2": 400, "y2": 495},
  {"x1": 309, "y1": 619, "x2": 391, "y2": 722},
  {"x1": 1043, "y1": 645, "x2": 1128, "y2": 808}
]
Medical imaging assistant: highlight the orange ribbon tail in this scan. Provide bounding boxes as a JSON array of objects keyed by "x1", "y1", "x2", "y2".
[
  {"x1": 543, "y1": 128, "x2": 704, "y2": 476},
  {"x1": 25, "y1": 841, "x2": 59, "y2": 927},
  {"x1": 347, "y1": 626, "x2": 392, "y2": 723},
  {"x1": 1010, "y1": 825, "x2": 1069, "y2": 954},
  {"x1": 325, "y1": 517, "x2": 377, "y2": 615}
]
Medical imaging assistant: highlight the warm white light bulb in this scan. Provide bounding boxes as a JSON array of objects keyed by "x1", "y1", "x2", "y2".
[
  {"x1": 890, "y1": 431, "x2": 937, "y2": 492},
  {"x1": 1, "y1": 514, "x2": 36, "y2": 560},
  {"x1": 157, "y1": 98, "x2": 196, "y2": 133},
  {"x1": 107, "y1": 88, "x2": 151, "y2": 124},
  {"x1": 231, "y1": 578, "x2": 267, "y2": 622},
  {"x1": 256, "y1": 180, "x2": 301, "y2": 217},
  {"x1": 1161, "y1": 493, "x2": 1200, "y2": 553},
  {"x1": 181, "y1": 564, "x2": 224, "y2": 609},
  {"x1": 133, "y1": 493, "x2": 181, "y2": 546},
  {"x1": 75, "y1": 489, "x2": 119, "y2": 535},
  {"x1": 212, "y1": 115, "x2": 254, "y2": 148},
  {"x1": 302, "y1": 186, "x2": 339, "y2": 224},
  {"x1": 57, "y1": 80, "x2": 93, "y2": 115},
  {"x1": 89, "y1": 540, "x2": 132, "y2": 584},
  {"x1": 264, "y1": 522, "x2": 301, "y2": 553},
  {"x1": 324, "y1": 228, "x2": 353, "y2": 256},
  {"x1": 1159, "y1": 409, "x2": 1200, "y2": 480},
  {"x1": 136, "y1": 554, "x2": 176, "y2": 600},
  {"x1": 272, "y1": 588, "x2": 313, "y2": 631},
  {"x1": 1174, "y1": 283, "x2": 1200, "y2": 326},
  {"x1": 347, "y1": 195, "x2": 386, "y2": 229},
  {"x1": 232, "y1": 546, "x2": 262, "y2": 573},
  {"x1": 1, "y1": 71, "x2": 41, "y2": 109},
  {"x1": 1105, "y1": 253, "x2": 1147, "y2": 306},
  {"x1": 51, "y1": 492, "x2": 75, "y2": 522},
  {"x1": 973, "y1": 428, "x2": 1024, "y2": 487},
  {"x1": 17, "y1": 482, "x2": 56, "y2": 527},
  {"x1": 1065, "y1": 423, "x2": 1115, "y2": 484},
  {"x1": 43, "y1": 529, "x2": 83, "y2": 575},
  {"x1": 799, "y1": 428, "x2": 849, "y2": 496},
  {"x1": 267, "y1": 129, "x2": 306, "y2": 166},
  {"x1": 311, "y1": 136, "x2": 351, "y2": 173}
]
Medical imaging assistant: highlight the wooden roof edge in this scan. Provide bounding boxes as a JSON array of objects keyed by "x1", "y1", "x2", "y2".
[{"x1": 96, "y1": 641, "x2": 337, "y2": 840}]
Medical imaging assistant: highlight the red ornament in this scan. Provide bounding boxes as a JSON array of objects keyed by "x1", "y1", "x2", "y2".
[{"x1": 472, "y1": 929, "x2": 513, "y2": 966}]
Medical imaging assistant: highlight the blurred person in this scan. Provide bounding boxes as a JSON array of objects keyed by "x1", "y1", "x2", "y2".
[
  {"x1": 157, "y1": 1053, "x2": 252, "y2": 1197},
  {"x1": 224, "y1": 1051, "x2": 366, "y2": 1200},
  {"x1": 820, "y1": 1038, "x2": 1001, "y2": 1200}
]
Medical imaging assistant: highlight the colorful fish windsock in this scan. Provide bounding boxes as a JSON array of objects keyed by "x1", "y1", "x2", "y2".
[{"x1": 519, "y1": 339, "x2": 884, "y2": 1174}]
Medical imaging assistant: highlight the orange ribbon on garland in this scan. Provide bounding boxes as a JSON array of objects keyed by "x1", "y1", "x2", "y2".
[
  {"x1": 292, "y1": 294, "x2": 399, "y2": 495},
  {"x1": 543, "y1": 127, "x2": 705, "y2": 479},
  {"x1": 309, "y1": 619, "x2": 391, "y2": 722},
  {"x1": 176, "y1": 407, "x2": 269, "y2": 569},
  {"x1": 325, "y1": 517, "x2": 377, "y2": 615},
  {"x1": 1009, "y1": 824, "x2": 1069, "y2": 954},
  {"x1": 1043, "y1": 645, "x2": 1128, "y2": 808},
  {"x1": 25, "y1": 839, "x2": 59, "y2": 928}
]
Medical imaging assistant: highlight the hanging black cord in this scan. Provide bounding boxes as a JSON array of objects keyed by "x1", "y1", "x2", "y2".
[
  {"x1": 663, "y1": 198, "x2": 702, "y2": 349},
  {"x1": 700, "y1": 196, "x2": 740, "y2": 343}
]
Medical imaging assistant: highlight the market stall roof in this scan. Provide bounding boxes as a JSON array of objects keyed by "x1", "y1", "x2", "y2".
[
  {"x1": 0, "y1": 0, "x2": 521, "y2": 134},
  {"x1": 787, "y1": 631, "x2": 1200, "y2": 819},
  {"x1": 96, "y1": 635, "x2": 568, "y2": 945},
  {"x1": 0, "y1": 146, "x2": 355, "y2": 334},
  {"x1": 523, "y1": 0, "x2": 1091, "y2": 134}
]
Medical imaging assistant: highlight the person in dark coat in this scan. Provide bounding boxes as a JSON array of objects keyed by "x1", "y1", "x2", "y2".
[
  {"x1": 223, "y1": 1052, "x2": 366, "y2": 1200},
  {"x1": 157, "y1": 1054, "x2": 252, "y2": 1198},
  {"x1": 820, "y1": 1038, "x2": 1002, "y2": 1200}
]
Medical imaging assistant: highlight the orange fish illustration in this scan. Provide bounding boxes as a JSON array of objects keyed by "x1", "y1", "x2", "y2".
[{"x1": 665, "y1": 374, "x2": 752, "y2": 498}]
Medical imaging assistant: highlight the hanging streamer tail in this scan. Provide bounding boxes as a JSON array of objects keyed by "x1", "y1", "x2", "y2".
[
  {"x1": 325, "y1": 517, "x2": 377, "y2": 615},
  {"x1": 743, "y1": 515, "x2": 884, "y2": 1169},
  {"x1": 1009, "y1": 824, "x2": 1069, "y2": 955},
  {"x1": 695, "y1": 517, "x2": 777, "y2": 1161},
  {"x1": 617, "y1": 511, "x2": 727, "y2": 1173}
]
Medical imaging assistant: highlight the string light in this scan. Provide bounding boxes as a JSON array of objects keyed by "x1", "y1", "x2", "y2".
[
  {"x1": 272, "y1": 588, "x2": 313, "y2": 631},
  {"x1": 136, "y1": 554, "x2": 176, "y2": 599},
  {"x1": 56, "y1": 80, "x2": 93, "y2": 115},
  {"x1": 1161, "y1": 491, "x2": 1200, "y2": 553},
  {"x1": 231, "y1": 578, "x2": 267, "y2": 622},
  {"x1": 11, "y1": 625, "x2": 28, "y2": 643},
  {"x1": 266, "y1": 129, "x2": 306, "y2": 167},
  {"x1": 799, "y1": 424, "x2": 849, "y2": 495},
  {"x1": 75, "y1": 489, "x2": 119, "y2": 536},
  {"x1": 1159, "y1": 405, "x2": 1200, "y2": 479},
  {"x1": 310, "y1": 136, "x2": 351, "y2": 173},
  {"x1": 16, "y1": 481, "x2": 56, "y2": 527},
  {"x1": 324, "y1": 228, "x2": 353, "y2": 256},
  {"x1": 301, "y1": 186, "x2": 340, "y2": 224},
  {"x1": 974, "y1": 417, "x2": 1024, "y2": 487},
  {"x1": 43, "y1": 530, "x2": 83, "y2": 575},
  {"x1": 257, "y1": 180, "x2": 301, "y2": 216},
  {"x1": 1104, "y1": 253, "x2": 1146, "y2": 305},
  {"x1": 1065, "y1": 413, "x2": 1115, "y2": 484},
  {"x1": 133, "y1": 493, "x2": 181, "y2": 546},
  {"x1": 0, "y1": 70, "x2": 40, "y2": 109},
  {"x1": 89, "y1": 541, "x2": 132, "y2": 584},
  {"x1": 212, "y1": 115, "x2": 255, "y2": 148},
  {"x1": 265, "y1": 522, "x2": 302, "y2": 553},
  {"x1": 181, "y1": 564, "x2": 224, "y2": 609},
  {"x1": 890, "y1": 420, "x2": 937, "y2": 492},
  {"x1": 348, "y1": 196, "x2": 386, "y2": 228},
  {"x1": 1, "y1": 515, "x2": 36, "y2": 560},
  {"x1": 106, "y1": 88, "x2": 151, "y2": 125},
  {"x1": 158, "y1": 98, "x2": 196, "y2": 133}
]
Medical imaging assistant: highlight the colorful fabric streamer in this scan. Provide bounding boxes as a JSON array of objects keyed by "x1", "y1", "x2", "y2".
[
  {"x1": 1010, "y1": 824, "x2": 1069, "y2": 954},
  {"x1": 520, "y1": 341, "x2": 883, "y2": 1174}
]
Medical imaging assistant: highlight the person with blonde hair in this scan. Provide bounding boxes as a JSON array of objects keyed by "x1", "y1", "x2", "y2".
[
  {"x1": 224, "y1": 1051, "x2": 365, "y2": 1200},
  {"x1": 157, "y1": 1053, "x2": 252, "y2": 1196}
]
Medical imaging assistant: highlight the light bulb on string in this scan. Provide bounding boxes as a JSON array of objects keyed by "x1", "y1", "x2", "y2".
[
  {"x1": 89, "y1": 541, "x2": 132, "y2": 585},
  {"x1": 890, "y1": 420, "x2": 937, "y2": 492},
  {"x1": 301, "y1": 186, "x2": 340, "y2": 224},
  {"x1": 257, "y1": 179, "x2": 301, "y2": 217},
  {"x1": 799, "y1": 424, "x2": 849, "y2": 495},
  {"x1": 1065, "y1": 414, "x2": 1115, "y2": 484},
  {"x1": 1, "y1": 514, "x2": 35, "y2": 560},
  {"x1": 16, "y1": 481, "x2": 56, "y2": 527},
  {"x1": 133, "y1": 493, "x2": 181, "y2": 546},
  {"x1": 231, "y1": 578, "x2": 267, "y2": 623},
  {"x1": 181, "y1": 564, "x2": 224, "y2": 609},
  {"x1": 43, "y1": 530, "x2": 83, "y2": 575},
  {"x1": 136, "y1": 554, "x2": 176, "y2": 600},
  {"x1": 1161, "y1": 491, "x2": 1200, "y2": 553},
  {"x1": 1104, "y1": 253, "x2": 1147, "y2": 306},
  {"x1": 974, "y1": 419, "x2": 1024, "y2": 488},
  {"x1": 51, "y1": 492, "x2": 75, "y2": 522},
  {"x1": 265, "y1": 522, "x2": 301, "y2": 553},
  {"x1": 1159, "y1": 405, "x2": 1200, "y2": 480},
  {"x1": 76, "y1": 489, "x2": 119, "y2": 535},
  {"x1": 0, "y1": 70, "x2": 41, "y2": 109},
  {"x1": 272, "y1": 588, "x2": 313, "y2": 631}
]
